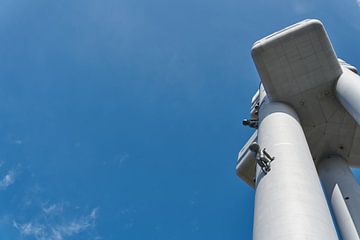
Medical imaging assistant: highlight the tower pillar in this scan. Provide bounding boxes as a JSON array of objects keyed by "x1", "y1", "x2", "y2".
[
  {"x1": 253, "y1": 101, "x2": 338, "y2": 240},
  {"x1": 336, "y1": 67, "x2": 360, "y2": 125},
  {"x1": 318, "y1": 155, "x2": 360, "y2": 240}
]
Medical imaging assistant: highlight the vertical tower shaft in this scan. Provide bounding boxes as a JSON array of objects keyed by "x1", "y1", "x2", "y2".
[
  {"x1": 336, "y1": 67, "x2": 360, "y2": 125},
  {"x1": 253, "y1": 101, "x2": 338, "y2": 240},
  {"x1": 318, "y1": 156, "x2": 360, "y2": 240}
]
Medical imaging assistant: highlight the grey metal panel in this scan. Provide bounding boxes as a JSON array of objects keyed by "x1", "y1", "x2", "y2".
[
  {"x1": 252, "y1": 19, "x2": 342, "y2": 101},
  {"x1": 350, "y1": 127, "x2": 360, "y2": 167},
  {"x1": 236, "y1": 131, "x2": 257, "y2": 188},
  {"x1": 253, "y1": 101, "x2": 338, "y2": 240},
  {"x1": 236, "y1": 150, "x2": 256, "y2": 188}
]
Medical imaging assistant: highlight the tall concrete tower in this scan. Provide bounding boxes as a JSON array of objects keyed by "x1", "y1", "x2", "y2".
[{"x1": 237, "y1": 19, "x2": 360, "y2": 240}]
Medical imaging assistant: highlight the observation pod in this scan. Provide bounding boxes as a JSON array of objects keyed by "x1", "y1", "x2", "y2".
[{"x1": 237, "y1": 19, "x2": 360, "y2": 240}]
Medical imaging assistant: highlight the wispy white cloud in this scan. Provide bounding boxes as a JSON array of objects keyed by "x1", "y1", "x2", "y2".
[
  {"x1": 103, "y1": 152, "x2": 130, "y2": 167},
  {"x1": 13, "y1": 208, "x2": 99, "y2": 240},
  {"x1": 117, "y1": 152, "x2": 129, "y2": 167},
  {"x1": 0, "y1": 170, "x2": 16, "y2": 189},
  {"x1": 293, "y1": 0, "x2": 313, "y2": 14},
  {"x1": 13, "y1": 222, "x2": 45, "y2": 239},
  {"x1": 55, "y1": 210, "x2": 96, "y2": 236},
  {"x1": 42, "y1": 203, "x2": 64, "y2": 215},
  {"x1": 357, "y1": 0, "x2": 360, "y2": 7}
]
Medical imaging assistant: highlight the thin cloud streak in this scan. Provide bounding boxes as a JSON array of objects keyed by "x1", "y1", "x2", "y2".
[
  {"x1": 13, "y1": 208, "x2": 98, "y2": 240},
  {"x1": 42, "y1": 203, "x2": 64, "y2": 215},
  {"x1": 0, "y1": 170, "x2": 15, "y2": 190}
]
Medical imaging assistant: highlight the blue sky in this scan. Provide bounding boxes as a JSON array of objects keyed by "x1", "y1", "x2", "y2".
[{"x1": 0, "y1": 0, "x2": 360, "y2": 239}]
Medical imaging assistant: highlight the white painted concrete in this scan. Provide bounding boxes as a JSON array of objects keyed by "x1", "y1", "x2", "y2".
[
  {"x1": 332, "y1": 184, "x2": 359, "y2": 240},
  {"x1": 318, "y1": 156, "x2": 360, "y2": 239},
  {"x1": 336, "y1": 67, "x2": 360, "y2": 125},
  {"x1": 253, "y1": 101, "x2": 338, "y2": 240}
]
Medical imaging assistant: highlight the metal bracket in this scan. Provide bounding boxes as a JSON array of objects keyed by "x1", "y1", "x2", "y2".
[
  {"x1": 242, "y1": 118, "x2": 258, "y2": 129},
  {"x1": 249, "y1": 142, "x2": 275, "y2": 174},
  {"x1": 253, "y1": 102, "x2": 260, "y2": 116}
]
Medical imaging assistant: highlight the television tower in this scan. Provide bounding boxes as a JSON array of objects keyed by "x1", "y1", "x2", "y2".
[{"x1": 237, "y1": 19, "x2": 360, "y2": 240}]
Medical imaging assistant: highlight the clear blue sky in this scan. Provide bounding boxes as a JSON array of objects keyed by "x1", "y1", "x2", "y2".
[{"x1": 0, "y1": 0, "x2": 360, "y2": 239}]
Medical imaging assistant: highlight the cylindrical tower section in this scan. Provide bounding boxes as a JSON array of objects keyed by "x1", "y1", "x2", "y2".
[
  {"x1": 253, "y1": 101, "x2": 338, "y2": 240},
  {"x1": 336, "y1": 67, "x2": 360, "y2": 124},
  {"x1": 318, "y1": 155, "x2": 360, "y2": 239}
]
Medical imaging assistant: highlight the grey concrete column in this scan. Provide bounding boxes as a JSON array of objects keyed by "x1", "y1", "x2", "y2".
[
  {"x1": 253, "y1": 101, "x2": 338, "y2": 240},
  {"x1": 318, "y1": 156, "x2": 360, "y2": 240},
  {"x1": 336, "y1": 67, "x2": 360, "y2": 125}
]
